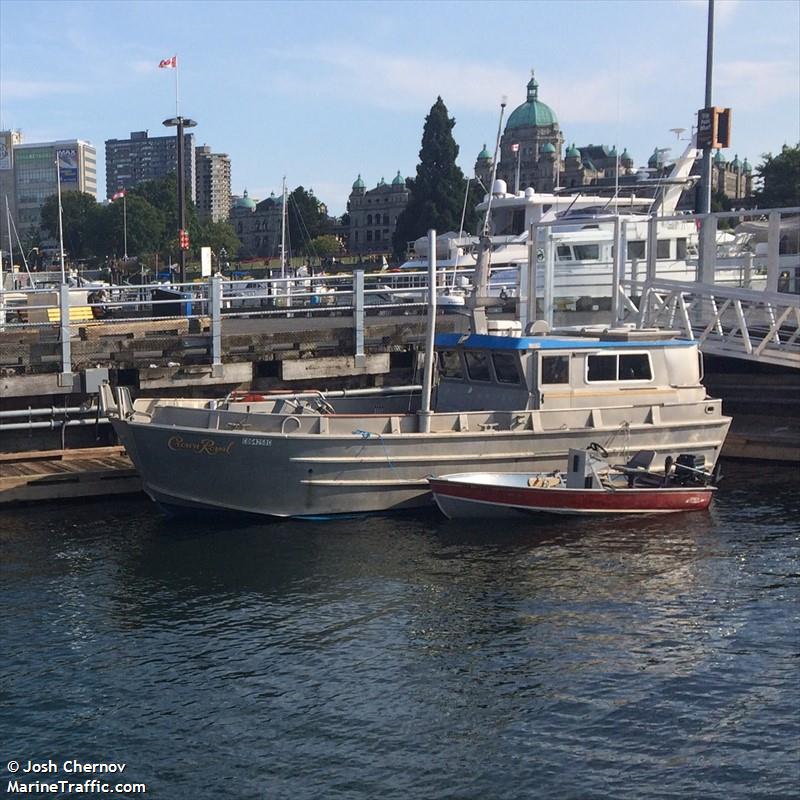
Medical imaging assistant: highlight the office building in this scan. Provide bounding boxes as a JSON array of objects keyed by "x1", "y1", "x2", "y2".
[
  {"x1": 105, "y1": 130, "x2": 195, "y2": 201},
  {"x1": 0, "y1": 130, "x2": 97, "y2": 244},
  {"x1": 195, "y1": 145, "x2": 231, "y2": 223}
]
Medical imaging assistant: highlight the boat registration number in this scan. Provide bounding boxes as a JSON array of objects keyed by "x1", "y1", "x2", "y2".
[{"x1": 242, "y1": 437, "x2": 272, "y2": 447}]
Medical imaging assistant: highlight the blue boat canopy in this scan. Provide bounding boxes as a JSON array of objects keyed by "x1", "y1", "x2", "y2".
[{"x1": 434, "y1": 333, "x2": 691, "y2": 351}]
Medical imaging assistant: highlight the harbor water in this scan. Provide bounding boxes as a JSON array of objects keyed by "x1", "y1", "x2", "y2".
[{"x1": 1, "y1": 461, "x2": 798, "y2": 799}]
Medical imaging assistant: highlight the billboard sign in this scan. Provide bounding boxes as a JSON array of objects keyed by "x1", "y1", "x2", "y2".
[
  {"x1": 56, "y1": 148, "x2": 78, "y2": 184},
  {"x1": 0, "y1": 133, "x2": 13, "y2": 171}
]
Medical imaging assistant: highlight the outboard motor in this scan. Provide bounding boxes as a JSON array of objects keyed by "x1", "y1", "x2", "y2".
[{"x1": 674, "y1": 454, "x2": 707, "y2": 485}]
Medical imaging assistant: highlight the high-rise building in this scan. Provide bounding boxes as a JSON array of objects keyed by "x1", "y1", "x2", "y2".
[
  {"x1": 0, "y1": 131, "x2": 97, "y2": 243},
  {"x1": 105, "y1": 130, "x2": 195, "y2": 201},
  {"x1": 195, "y1": 145, "x2": 231, "y2": 223}
]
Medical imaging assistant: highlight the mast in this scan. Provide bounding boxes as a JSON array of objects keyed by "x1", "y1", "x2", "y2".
[{"x1": 280, "y1": 176, "x2": 287, "y2": 279}]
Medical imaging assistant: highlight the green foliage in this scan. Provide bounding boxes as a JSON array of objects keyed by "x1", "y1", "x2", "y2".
[
  {"x1": 753, "y1": 144, "x2": 800, "y2": 208},
  {"x1": 194, "y1": 220, "x2": 240, "y2": 259},
  {"x1": 129, "y1": 172, "x2": 199, "y2": 256},
  {"x1": 40, "y1": 191, "x2": 101, "y2": 259},
  {"x1": 103, "y1": 195, "x2": 164, "y2": 258},
  {"x1": 306, "y1": 234, "x2": 342, "y2": 258},
  {"x1": 393, "y1": 97, "x2": 474, "y2": 256},
  {"x1": 288, "y1": 186, "x2": 331, "y2": 254}
]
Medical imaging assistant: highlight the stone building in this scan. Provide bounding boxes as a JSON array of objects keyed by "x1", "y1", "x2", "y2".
[
  {"x1": 711, "y1": 150, "x2": 752, "y2": 199},
  {"x1": 495, "y1": 74, "x2": 563, "y2": 193},
  {"x1": 347, "y1": 172, "x2": 409, "y2": 254},
  {"x1": 228, "y1": 190, "x2": 285, "y2": 257},
  {"x1": 195, "y1": 145, "x2": 231, "y2": 223}
]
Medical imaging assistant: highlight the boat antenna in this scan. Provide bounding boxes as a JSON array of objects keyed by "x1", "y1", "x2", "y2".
[{"x1": 481, "y1": 96, "x2": 507, "y2": 236}]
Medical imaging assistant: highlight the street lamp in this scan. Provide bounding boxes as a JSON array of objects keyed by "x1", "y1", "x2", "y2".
[{"x1": 163, "y1": 115, "x2": 197, "y2": 283}]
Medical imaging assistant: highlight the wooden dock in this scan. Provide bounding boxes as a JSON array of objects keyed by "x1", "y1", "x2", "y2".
[{"x1": 0, "y1": 446, "x2": 141, "y2": 504}]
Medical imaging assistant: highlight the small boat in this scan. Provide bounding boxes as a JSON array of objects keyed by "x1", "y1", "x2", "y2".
[{"x1": 429, "y1": 445, "x2": 718, "y2": 519}]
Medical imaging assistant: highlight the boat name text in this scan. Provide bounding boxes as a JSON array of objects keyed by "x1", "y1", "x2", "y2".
[{"x1": 167, "y1": 436, "x2": 234, "y2": 456}]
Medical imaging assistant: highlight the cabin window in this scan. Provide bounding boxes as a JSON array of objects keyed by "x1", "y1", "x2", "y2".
[
  {"x1": 511, "y1": 209, "x2": 526, "y2": 235},
  {"x1": 657, "y1": 239, "x2": 671, "y2": 259},
  {"x1": 557, "y1": 245, "x2": 573, "y2": 261},
  {"x1": 464, "y1": 351, "x2": 492, "y2": 382},
  {"x1": 541, "y1": 355, "x2": 569, "y2": 384},
  {"x1": 492, "y1": 353, "x2": 521, "y2": 384},
  {"x1": 628, "y1": 241, "x2": 646, "y2": 260},
  {"x1": 574, "y1": 244, "x2": 600, "y2": 261},
  {"x1": 587, "y1": 354, "x2": 617, "y2": 382},
  {"x1": 676, "y1": 238, "x2": 687, "y2": 259},
  {"x1": 619, "y1": 353, "x2": 652, "y2": 381},
  {"x1": 438, "y1": 350, "x2": 464, "y2": 379},
  {"x1": 587, "y1": 353, "x2": 652, "y2": 382}
]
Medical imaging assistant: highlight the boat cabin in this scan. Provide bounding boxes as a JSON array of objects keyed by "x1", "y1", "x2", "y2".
[{"x1": 433, "y1": 332, "x2": 706, "y2": 412}]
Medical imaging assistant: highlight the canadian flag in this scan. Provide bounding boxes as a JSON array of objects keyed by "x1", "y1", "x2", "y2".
[
  {"x1": 111, "y1": 190, "x2": 126, "y2": 201},
  {"x1": 511, "y1": 143, "x2": 520, "y2": 153},
  {"x1": 158, "y1": 55, "x2": 177, "y2": 69}
]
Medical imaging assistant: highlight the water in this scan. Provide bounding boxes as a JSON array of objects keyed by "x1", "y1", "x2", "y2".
[{"x1": 1, "y1": 461, "x2": 798, "y2": 799}]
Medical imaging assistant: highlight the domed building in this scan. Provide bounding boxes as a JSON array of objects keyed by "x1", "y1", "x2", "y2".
[
  {"x1": 496, "y1": 73, "x2": 564, "y2": 193},
  {"x1": 347, "y1": 171, "x2": 410, "y2": 255},
  {"x1": 229, "y1": 189, "x2": 288, "y2": 258}
]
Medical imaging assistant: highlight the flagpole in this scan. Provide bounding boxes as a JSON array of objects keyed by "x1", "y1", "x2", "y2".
[
  {"x1": 175, "y1": 55, "x2": 180, "y2": 117},
  {"x1": 123, "y1": 194, "x2": 128, "y2": 259},
  {"x1": 55, "y1": 155, "x2": 66, "y2": 284}
]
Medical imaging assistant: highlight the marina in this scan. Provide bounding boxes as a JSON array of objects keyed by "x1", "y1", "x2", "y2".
[{"x1": 2, "y1": 0, "x2": 798, "y2": 797}]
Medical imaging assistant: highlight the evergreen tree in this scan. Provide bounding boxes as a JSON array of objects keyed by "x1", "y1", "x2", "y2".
[
  {"x1": 393, "y1": 97, "x2": 474, "y2": 257},
  {"x1": 754, "y1": 144, "x2": 800, "y2": 208},
  {"x1": 287, "y1": 186, "x2": 331, "y2": 255}
]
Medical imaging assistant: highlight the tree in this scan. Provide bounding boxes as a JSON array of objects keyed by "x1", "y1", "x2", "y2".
[
  {"x1": 393, "y1": 97, "x2": 474, "y2": 257},
  {"x1": 287, "y1": 186, "x2": 330, "y2": 254},
  {"x1": 40, "y1": 191, "x2": 101, "y2": 259},
  {"x1": 129, "y1": 172, "x2": 198, "y2": 254},
  {"x1": 306, "y1": 234, "x2": 342, "y2": 259},
  {"x1": 194, "y1": 220, "x2": 240, "y2": 261},
  {"x1": 753, "y1": 143, "x2": 800, "y2": 208},
  {"x1": 101, "y1": 195, "x2": 164, "y2": 258}
]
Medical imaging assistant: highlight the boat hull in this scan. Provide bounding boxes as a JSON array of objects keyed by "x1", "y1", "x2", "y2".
[
  {"x1": 429, "y1": 474, "x2": 715, "y2": 519},
  {"x1": 112, "y1": 414, "x2": 728, "y2": 519}
]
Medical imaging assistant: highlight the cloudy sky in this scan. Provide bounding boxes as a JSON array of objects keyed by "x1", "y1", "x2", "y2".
[{"x1": 1, "y1": 0, "x2": 797, "y2": 213}]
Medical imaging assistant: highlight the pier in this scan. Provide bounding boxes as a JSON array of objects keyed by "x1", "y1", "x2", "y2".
[{"x1": 1, "y1": 206, "x2": 798, "y2": 505}]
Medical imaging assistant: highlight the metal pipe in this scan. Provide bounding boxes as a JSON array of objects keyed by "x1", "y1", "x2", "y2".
[
  {"x1": 700, "y1": 0, "x2": 715, "y2": 215},
  {"x1": 0, "y1": 406, "x2": 95, "y2": 419},
  {"x1": 0, "y1": 418, "x2": 109, "y2": 432}
]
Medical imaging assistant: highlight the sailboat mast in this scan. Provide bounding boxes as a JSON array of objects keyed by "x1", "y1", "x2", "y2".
[{"x1": 280, "y1": 176, "x2": 287, "y2": 279}]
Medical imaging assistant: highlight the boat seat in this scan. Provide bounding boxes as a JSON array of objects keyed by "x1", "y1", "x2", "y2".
[{"x1": 622, "y1": 450, "x2": 656, "y2": 471}]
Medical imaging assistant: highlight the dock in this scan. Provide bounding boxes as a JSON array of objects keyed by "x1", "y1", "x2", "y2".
[{"x1": 0, "y1": 446, "x2": 140, "y2": 504}]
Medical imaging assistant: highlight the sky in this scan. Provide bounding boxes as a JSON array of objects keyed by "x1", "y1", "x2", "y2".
[{"x1": 1, "y1": 0, "x2": 798, "y2": 215}]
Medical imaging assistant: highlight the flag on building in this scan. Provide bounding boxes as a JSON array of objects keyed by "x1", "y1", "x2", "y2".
[
  {"x1": 511, "y1": 143, "x2": 520, "y2": 153},
  {"x1": 111, "y1": 190, "x2": 126, "y2": 201},
  {"x1": 158, "y1": 55, "x2": 177, "y2": 69}
]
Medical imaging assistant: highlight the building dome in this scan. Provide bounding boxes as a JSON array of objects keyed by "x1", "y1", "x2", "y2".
[
  {"x1": 647, "y1": 148, "x2": 663, "y2": 168},
  {"x1": 378, "y1": 176, "x2": 386, "y2": 187},
  {"x1": 566, "y1": 143, "x2": 580, "y2": 159},
  {"x1": 743, "y1": 158, "x2": 752, "y2": 173},
  {"x1": 541, "y1": 142, "x2": 556, "y2": 154},
  {"x1": 391, "y1": 170, "x2": 405, "y2": 186},
  {"x1": 352, "y1": 174, "x2": 365, "y2": 190},
  {"x1": 620, "y1": 148, "x2": 633, "y2": 165},
  {"x1": 714, "y1": 149, "x2": 726, "y2": 165},
  {"x1": 505, "y1": 73, "x2": 558, "y2": 130},
  {"x1": 731, "y1": 154, "x2": 741, "y2": 169},
  {"x1": 236, "y1": 189, "x2": 256, "y2": 210},
  {"x1": 477, "y1": 144, "x2": 492, "y2": 161}
]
